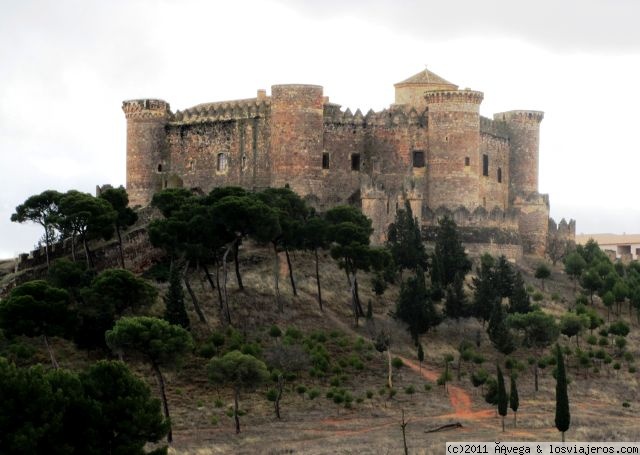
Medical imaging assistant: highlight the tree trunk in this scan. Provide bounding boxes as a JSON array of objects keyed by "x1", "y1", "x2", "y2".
[
  {"x1": 502, "y1": 415, "x2": 505, "y2": 432},
  {"x1": 116, "y1": 226, "x2": 125, "y2": 269},
  {"x1": 43, "y1": 225, "x2": 51, "y2": 270},
  {"x1": 354, "y1": 276, "x2": 365, "y2": 316},
  {"x1": 457, "y1": 356, "x2": 462, "y2": 381},
  {"x1": 401, "y1": 409, "x2": 408, "y2": 455},
  {"x1": 233, "y1": 241, "x2": 244, "y2": 291},
  {"x1": 152, "y1": 362, "x2": 172, "y2": 443},
  {"x1": 284, "y1": 245, "x2": 297, "y2": 297},
  {"x1": 82, "y1": 234, "x2": 94, "y2": 270},
  {"x1": 202, "y1": 263, "x2": 216, "y2": 292},
  {"x1": 43, "y1": 335, "x2": 59, "y2": 369},
  {"x1": 273, "y1": 243, "x2": 282, "y2": 313},
  {"x1": 275, "y1": 374, "x2": 284, "y2": 419},
  {"x1": 514, "y1": 411, "x2": 517, "y2": 427},
  {"x1": 347, "y1": 271, "x2": 359, "y2": 326},
  {"x1": 234, "y1": 386, "x2": 241, "y2": 434},
  {"x1": 387, "y1": 349, "x2": 393, "y2": 389},
  {"x1": 222, "y1": 241, "x2": 234, "y2": 325},
  {"x1": 183, "y1": 262, "x2": 207, "y2": 324},
  {"x1": 534, "y1": 362, "x2": 539, "y2": 393},
  {"x1": 314, "y1": 248, "x2": 323, "y2": 312},
  {"x1": 70, "y1": 233, "x2": 77, "y2": 262},
  {"x1": 214, "y1": 262, "x2": 224, "y2": 313}
]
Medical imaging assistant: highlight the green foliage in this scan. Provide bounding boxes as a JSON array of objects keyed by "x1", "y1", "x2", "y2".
[
  {"x1": 444, "y1": 274, "x2": 469, "y2": 320},
  {"x1": 386, "y1": 200, "x2": 428, "y2": 274},
  {"x1": 471, "y1": 254, "x2": 498, "y2": 324},
  {"x1": 555, "y1": 344, "x2": 571, "y2": 437},
  {"x1": 404, "y1": 385, "x2": 415, "y2": 395},
  {"x1": 269, "y1": 325, "x2": 282, "y2": 339},
  {"x1": 106, "y1": 316, "x2": 193, "y2": 366},
  {"x1": 509, "y1": 375, "x2": 519, "y2": 414},
  {"x1": 534, "y1": 263, "x2": 551, "y2": 289},
  {"x1": 391, "y1": 357, "x2": 404, "y2": 369},
  {"x1": 508, "y1": 272, "x2": 532, "y2": 314},
  {"x1": 497, "y1": 366, "x2": 508, "y2": 418},
  {"x1": 471, "y1": 369, "x2": 488, "y2": 388},
  {"x1": 396, "y1": 268, "x2": 441, "y2": 342},
  {"x1": 608, "y1": 321, "x2": 630, "y2": 337},
  {"x1": 0, "y1": 358, "x2": 168, "y2": 454},
  {"x1": 507, "y1": 311, "x2": 559, "y2": 350},
  {"x1": 208, "y1": 350, "x2": 269, "y2": 390},
  {"x1": 431, "y1": 216, "x2": 471, "y2": 289},
  {"x1": 308, "y1": 389, "x2": 320, "y2": 400},
  {"x1": 532, "y1": 291, "x2": 544, "y2": 302},
  {"x1": 560, "y1": 312, "x2": 588, "y2": 342},
  {"x1": 487, "y1": 301, "x2": 515, "y2": 355},
  {"x1": 164, "y1": 265, "x2": 190, "y2": 330},
  {"x1": 564, "y1": 252, "x2": 587, "y2": 282}
]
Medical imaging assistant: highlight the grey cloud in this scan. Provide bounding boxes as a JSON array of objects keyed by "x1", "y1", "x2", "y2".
[{"x1": 278, "y1": 0, "x2": 640, "y2": 53}]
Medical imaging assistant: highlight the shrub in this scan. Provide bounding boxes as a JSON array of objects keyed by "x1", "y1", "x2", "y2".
[
  {"x1": 392, "y1": 357, "x2": 404, "y2": 369},
  {"x1": 551, "y1": 292, "x2": 560, "y2": 302},
  {"x1": 388, "y1": 388, "x2": 397, "y2": 399},
  {"x1": 532, "y1": 292, "x2": 544, "y2": 302},
  {"x1": 308, "y1": 389, "x2": 320, "y2": 400},
  {"x1": 586, "y1": 335, "x2": 597, "y2": 346},
  {"x1": 356, "y1": 397, "x2": 364, "y2": 404},
  {"x1": 296, "y1": 385, "x2": 307, "y2": 395},
  {"x1": 214, "y1": 398, "x2": 224, "y2": 408},
  {"x1": 366, "y1": 390, "x2": 374, "y2": 399},
  {"x1": 269, "y1": 325, "x2": 282, "y2": 339},
  {"x1": 266, "y1": 389, "x2": 278, "y2": 402},
  {"x1": 210, "y1": 416, "x2": 219, "y2": 425},
  {"x1": 424, "y1": 383, "x2": 432, "y2": 391},
  {"x1": 285, "y1": 327, "x2": 303, "y2": 340},
  {"x1": 623, "y1": 401, "x2": 631, "y2": 408},
  {"x1": 404, "y1": 385, "x2": 415, "y2": 395}
]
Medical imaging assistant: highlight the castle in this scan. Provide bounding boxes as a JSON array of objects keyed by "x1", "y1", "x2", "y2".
[{"x1": 123, "y1": 69, "x2": 575, "y2": 258}]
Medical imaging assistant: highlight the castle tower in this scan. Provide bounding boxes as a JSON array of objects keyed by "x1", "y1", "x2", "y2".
[
  {"x1": 424, "y1": 88, "x2": 484, "y2": 210},
  {"x1": 122, "y1": 99, "x2": 171, "y2": 207},
  {"x1": 269, "y1": 85, "x2": 324, "y2": 196},
  {"x1": 394, "y1": 69, "x2": 458, "y2": 112},
  {"x1": 495, "y1": 110, "x2": 544, "y2": 198}
]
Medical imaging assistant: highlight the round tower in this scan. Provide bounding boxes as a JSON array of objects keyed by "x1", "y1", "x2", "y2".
[
  {"x1": 122, "y1": 99, "x2": 171, "y2": 207},
  {"x1": 269, "y1": 85, "x2": 324, "y2": 196},
  {"x1": 495, "y1": 110, "x2": 544, "y2": 198},
  {"x1": 425, "y1": 89, "x2": 484, "y2": 210}
]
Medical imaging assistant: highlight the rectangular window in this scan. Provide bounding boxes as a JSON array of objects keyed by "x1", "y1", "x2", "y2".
[
  {"x1": 412, "y1": 150, "x2": 425, "y2": 168},
  {"x1": 464, "y1": 157, "x2": 470, "y2": 166},
  {"x1": 322, "y1": 152, "x2": 330, "y2": 169},
  {"x1": 351, "y1": 153, "x2": 360, "y2": 171},
  {"x1": 497, "y1": 167, "x2": 502, "y2": 183},
  {"x1": 482, "y1": 154, "x2": 489, "y2": 176}
]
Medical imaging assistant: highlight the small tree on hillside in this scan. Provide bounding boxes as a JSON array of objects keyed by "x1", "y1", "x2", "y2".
[
  {"x1": 99, "y1": 186, "x2": 138, "y2": 269},
  {"x1": 555, "y1": 344, "x2": 571, "y2": 442},
  {"x1": 487, "y1": 301, "x2": 515, "y2": 356},
  {"x1": 208, "y1": 351, "x2": 269, "y2": 433},
  {"x1": 472, "y1": 254, "x2": 498, "y2": 326},
  {"x1": 396, "y1": 268, "x2": 441, "y2": 344},
  {"x1": 164, "y1": 264, "x2": 190, "y2": 329},
  {"x1": 535, "y1": 263, "x2": 551, "y2": 291},
  {"x1": 444, "y1": 274, "x2": 469, "y2": 321},
  {"x1": 302, "y1": 215, "x2": 331, "y2": 311},
  {"x1": 105, "y1": 316, "x2": 194, "y2": 443},
  {"x1": 508, "y1": 272, "x2": 531, "y2": 314},
  {"x1": 564, "y1": 252, "x2": 587, "y2": 292},
  {"x1": 11, "y1": 189, "x2": 62, "y2": 269},
  {"x1": 431, "y1": 216, "x2": 471, "y2": 290},
  {"x1": 0, "y1": 280, "x2": 75, "y2": 368},
  {"x1": 497, "y1": 365, "x2": 508, "y2": 432},
  {"x1": 386, "y1": 199, "x2": 427, "y2": 277},
  {"x1": 509, "y1": 374, "x2": 519, "y2": 427}
]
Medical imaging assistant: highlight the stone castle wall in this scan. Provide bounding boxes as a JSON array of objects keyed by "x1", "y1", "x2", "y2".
[{"x1": 122, "y1": 69, "x2": 574, "y2": 256}]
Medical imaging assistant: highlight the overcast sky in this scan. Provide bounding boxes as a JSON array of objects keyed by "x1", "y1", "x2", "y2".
[{"x1": 1, "y1": 0, "x2": 639, "y2": 259}]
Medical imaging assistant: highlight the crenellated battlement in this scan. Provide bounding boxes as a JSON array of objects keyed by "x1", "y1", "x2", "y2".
[
  {"x1": 548, "y1": 217, "x2": 576, "y2": 238},
  {"x1": 122, "y1": 99, "x2": 171, "y2": 120},
  {"x1": 173, "y1": 98, "x2": 271, "y2": 124},
  {"x1": 424, "y1": 89, "x2": 484, "y2": 107},
  {"x1": 494, "y1": 110, "x2": 544, "y2": 124},
  {"x1": 323, "y1": 105, "x2": 423, "y2": 127}
]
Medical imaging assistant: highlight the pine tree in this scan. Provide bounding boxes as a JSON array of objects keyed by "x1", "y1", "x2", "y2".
[
  {"x1": 472, "y1": 254, "x2": 498, "y2": 326},
  {"x1": 431, "y1": 216, "x2": 471, "y2": 289},
  {"x1": 396, "y1": 268, "x2": 441, "y2": 343},
  {"x1": 164, "y1": 265, "x2": 190, "y2": 330},
  {"x1": 497, "y1": 365, "x2": 508, "y2": 432},
  {"x1": 555, "y1": 344, "x2": 570, "y2": 442},
  {"x1": 444, "y1": 274, "x2": 468, "y2": 321},
  {"x1": 508, "y1": 272, "x2": 531, "y2": 314},
  {"x1": 386, "y1": 200, "x2": 428, "y2": 274},
  {"x1": 509, "y1": 375, "x2": 519, "y2": 427},
  {"x1": 487, "y1": 301, "x2": 515, "y2": 355}
]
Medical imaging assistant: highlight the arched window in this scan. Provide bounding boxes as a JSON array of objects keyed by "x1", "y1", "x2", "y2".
[
  {"x1": 157, "y1": 164, "x2": 163, "y2": 172},
  {"x1": 217, "y1": 153, "x2": 228, "y2": 172}
]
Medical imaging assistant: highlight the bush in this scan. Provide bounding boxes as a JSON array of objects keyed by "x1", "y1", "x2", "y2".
[
  {"x1": 308, "y1": 389, "x2": 320, "y2": 400},
  {"x1": 285, "y1": 327, "x2": 303, "y2": 340},
  {"x1": 629, "y1": 366, "x2": 637, "y2": 374},
  {"x1": 356, "y1": 397, "x2": 364, "y2": 404},
  {"x1": 532, "y1": 292, "x2": 544, "y2": 302},
  {"x1": 404, "y1": 385, "x2": 415, "y2": 395},
  {"x1": 366, "y1": 390, "x2": 374, "y2": 399},
  {"x1": 388, "y1": 388, "x2": 397, "y2": 399},
  {"x1": 214, "y1": 398, "x2": 224, "y2": 408},
  {"x1": 551, "y1": 292, "x2": 561, "y2": 302},
  {"x1": 269, "y1": 325, "x2": 282, "y2": 339},
  {"x1": 424, "y1": 383, "x2": 432, "y2": 391},
  {"x1": 586, "y1": 335, "x2": 597, "y2": 346},
  {"x1": 210, "y1": 416, "x2": 219, "y2": 425},
  {"x1": 296, "y1": 385, "x2": 307, "y2": 395},
  {"x1": 266, "y1": 389, "x2": 278, "y2": 402},
  {"x1": 391, "y1": 357, "x2": 404, "y2": 369},
  {"x1": 526, "y1": 285, "x2": 535, "y2": 293}
]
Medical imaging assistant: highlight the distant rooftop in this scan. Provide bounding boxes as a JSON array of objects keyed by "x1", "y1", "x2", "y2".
[{"x1": 394, "y1": 69, "x2": 458, "y2": 91}]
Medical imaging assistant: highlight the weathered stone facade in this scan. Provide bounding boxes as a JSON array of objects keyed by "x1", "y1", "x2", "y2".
[{"x1": 123, "y1": 69, "x2": 573, "y2": 257}]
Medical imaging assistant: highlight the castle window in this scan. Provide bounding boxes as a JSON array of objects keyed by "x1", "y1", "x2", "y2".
[
  {"x1": 217, "y1": 153, "x2": 228, "y2": 172},
  {"x1": 157, "y1": 164, "x2": 163, "y2": 172},
  {"x1": 412, "y1": 150, "x2": 425, "y2": 168},
  {"x1": 241, "y1": 155, "x2": 247, "y2": 171},
  {"x1": 497, "y1": 167, "x2": 502, "y2": 183},
  {"x1": 351, "y1": 153, "x2": 360, "y2": 171},
  {"x1": 482, "y1": 154, "x2": 489, "y2": 176},
  {"x1": 322, "y1": 152, "x2": 330, "y2": 169},
  {"x1": 464, "y1": 157, "x2": 470, "y2": 166}
]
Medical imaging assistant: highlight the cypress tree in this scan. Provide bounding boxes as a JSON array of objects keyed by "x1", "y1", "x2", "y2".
[
  {"x1": 555, "y1": 344, "x2": 570, "y2": 442},
  {"x1": 497, "y1": 365, "x2": 508, "y2": 432},
  {"x1": 417, "y1": 343, "x2": 424, "y2": 372},
  {"x1": 488, "y1": 300, "x2": 515, "y2": 355},
  {"x1": 164, "y1": 265, "x2": 190, "y2": 330},
  {"x1": 508, "y1": 272, "x2": 531, "y2": 314},
  {"x1": 509, "y1": 375, "x2": 519, "y2": 427}
]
